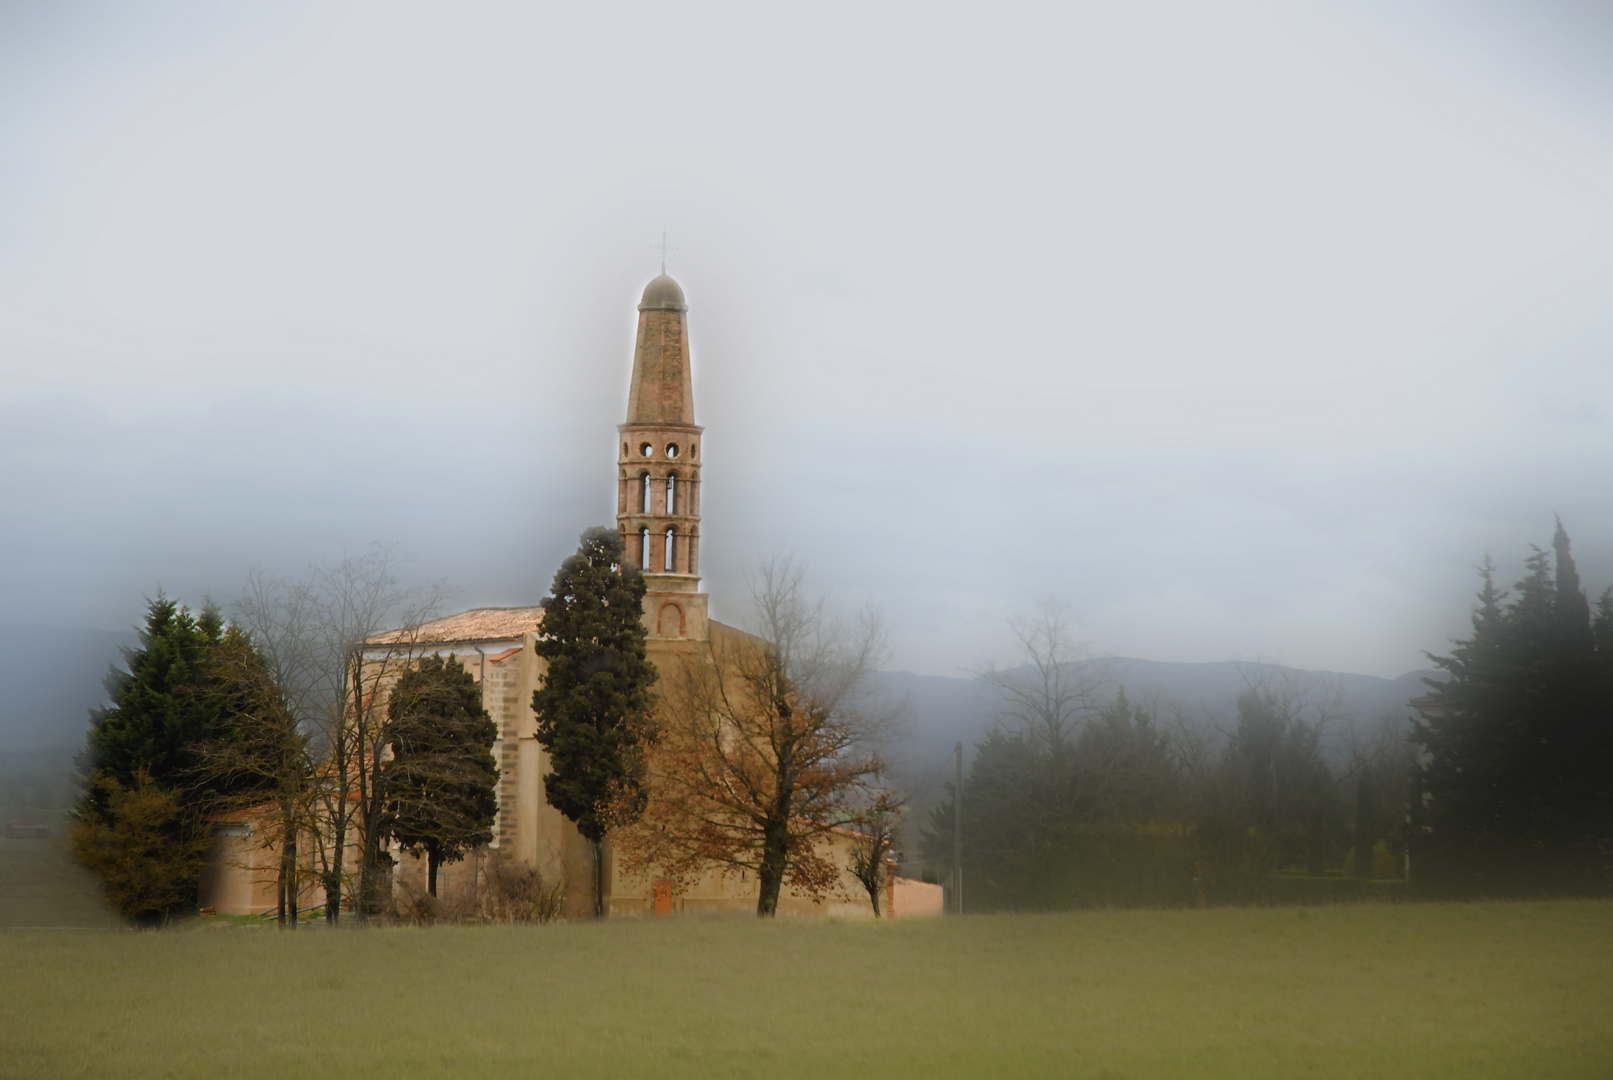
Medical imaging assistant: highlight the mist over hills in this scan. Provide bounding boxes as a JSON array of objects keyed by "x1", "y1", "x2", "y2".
[
  {"x1": 873, "y1": 659, "x2": 1442, "y2": 830},
  {"x1": 0, "y1": 625, "x2": 1440, "y2": 814},
  {"x1": 0, "y1": 624, "x2": 136, "y2": 758}
]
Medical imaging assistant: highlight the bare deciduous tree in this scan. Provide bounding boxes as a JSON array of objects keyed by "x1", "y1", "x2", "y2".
[
  {"x1": 231, "y1": 545, "x2": 448, "y2": 924},
  {"x1": 957, "y1": 599, "x2": 1110, "y2": 893},
  {"x1": 621, "y1": 557, "x2": 901, "y2": 916},
  {"x1": 972, "y1": 598, "x2": 1108, "y2": 758},
  {"x1": 847, "y1": 810, "x2": 899, "y2": 917},
  {"x1": 191, "y1": 626, "x2": 312, "y2": 928}
]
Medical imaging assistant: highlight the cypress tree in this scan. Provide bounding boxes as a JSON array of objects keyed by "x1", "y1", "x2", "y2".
[
  {"x1": 532, "y1": 527, "x2": 657, "y2": 918},
  {"x1": 385, "y1": 654, "x2": 499, "y2": 897}
]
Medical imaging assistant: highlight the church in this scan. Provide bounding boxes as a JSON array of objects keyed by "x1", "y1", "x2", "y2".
[{"x1": 201, "y1": 273, "x2": 942, "y2": 920}]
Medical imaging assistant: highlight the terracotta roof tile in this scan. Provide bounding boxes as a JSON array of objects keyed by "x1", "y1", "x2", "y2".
[{"x1": 369, "y1": 606, "x2": 544, "y2": 646}]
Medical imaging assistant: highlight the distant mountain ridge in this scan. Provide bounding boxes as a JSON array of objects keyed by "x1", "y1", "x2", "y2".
[{"x1": 0, "y1": 625, "x2": 1443, "y2": 809}]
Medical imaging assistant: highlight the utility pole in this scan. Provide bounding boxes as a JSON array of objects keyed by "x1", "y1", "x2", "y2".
[{"x1": 953, "y1": 740, "x2": 963, "y2": 916}]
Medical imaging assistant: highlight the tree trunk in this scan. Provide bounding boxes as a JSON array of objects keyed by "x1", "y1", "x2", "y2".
[
  {"x1": 285, "y1": 812, "x2": 299, "y2": 930},
  {"x1": 1354, "y1": 768, "x2": 1375, "y2": 879},
  {"x1": 323, "y1": 791, "x2": 345, "y2": 925},
  {"x1": 360, "y1": 827, "x2": 388, "y2": 917},
  {"x1": 1307, "y1": 802, "x2": 1326, "y2": 878},
  {"x1": 756, "y1": 822, "x2": 788, "y2": 917},
  {"x1": 324, "y1": 724, "x2": 349, "y2": 925},
  {"x1": 856, "y1": 835, "x2": 887, "y2": 916},
  {"x1": 354, "y1": 657, "x2": 379, "y2": 920},
  {"x1": 428, "y1": 851, "x2": 439, "y2": 898},
  {"x1": 591, "y1": 839, "x2": 604, "y2": 919},
  {"x1": 358, "y1": 698, "x2": 391, "y2": 919}
]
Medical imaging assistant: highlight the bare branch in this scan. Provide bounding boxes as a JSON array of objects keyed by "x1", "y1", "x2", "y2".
[
  {"x1": 621, "y1": 555, "x2": 903, "y2": 915},
  {"x1": 972, "y1": 597, "x2": 1108, "y2": 754}
]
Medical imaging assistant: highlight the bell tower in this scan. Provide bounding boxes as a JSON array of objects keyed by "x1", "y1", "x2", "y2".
[{"x1": 616, "y1": 274, "x2": 708, "y2": 641}]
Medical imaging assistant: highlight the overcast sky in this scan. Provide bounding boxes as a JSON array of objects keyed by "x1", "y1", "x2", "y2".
[{"x1": 2, "y1": 0, "x2": 1610, "y2": 680}]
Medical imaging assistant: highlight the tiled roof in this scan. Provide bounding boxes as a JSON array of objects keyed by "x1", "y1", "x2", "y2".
[
  {"x1": 369, "y1": 606, "x2": 545, "y2": 646},
  {"x1": 206, "y1": 802, "x2": 275, "y2": 823}
]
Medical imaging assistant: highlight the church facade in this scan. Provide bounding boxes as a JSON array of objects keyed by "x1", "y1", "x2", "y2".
[{"x1": 198, "y1": 274, "x2": 940, "y2": 920}]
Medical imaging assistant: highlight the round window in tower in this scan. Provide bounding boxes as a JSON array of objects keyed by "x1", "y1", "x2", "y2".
[
  {"x1": 665, "y1": 442, "x2": 680, "y2": 459},
  {"x1": 639, "y1": 443, "x2": 654, "y2": 457}
]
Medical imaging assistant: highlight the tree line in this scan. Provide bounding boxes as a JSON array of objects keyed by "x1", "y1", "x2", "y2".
[
  {"x1": 71, "y1": 531, "x2": 901, "y2": 924},
  {"x1": 1411, "y1": 521, "x2": 1613, "y2": 897},
  {"x1": 532, "y1": 529, "x2": 898, "y2": 919},
  {"x1": 71, "y1": 547, "x2": 500, "y2": 926},
  {"x1": 918, "y1": 605, "x2": 1411, "y2": 909},
  {"x1": 78, "y1": 521, "x2": 1598, "y2": 924},
  {"x1": 922, "y1": 523, "x2": 1611, "y2": 909}
]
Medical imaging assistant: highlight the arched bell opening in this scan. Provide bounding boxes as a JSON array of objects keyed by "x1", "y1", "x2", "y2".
[{"x1": 657, "y1": 602, "x2": 686, "y2": 638}]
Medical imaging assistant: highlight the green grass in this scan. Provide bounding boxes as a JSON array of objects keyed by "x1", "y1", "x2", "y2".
[
  {"x1": 0, "y1": 814, "x2": 122, "y2": 930},
  {"x1": 2, "y1": 900, "x2": 1609, "y2": 1079}
]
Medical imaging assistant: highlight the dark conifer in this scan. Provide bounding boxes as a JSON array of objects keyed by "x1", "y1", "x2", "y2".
[
  {"x1": 1415, "y1": 524, "x2": 1613, "y2": 895},
  {"x1": 73, "y1": 596, "x2": 240, "y2": 922},
  {"x1": 194, "y1": 625, "x2": 310, "y2": 927},
  {"x1": 81, "y1": 597, "x2": 228, "y2": 795},
  {"x1": 1554, "y1": 518, "x2": 1593, "y2": 639},
  {"x1": 532, "y1": 526, "x2": 657, "y2": 917},
  {"x1": 384, "y1": 654, "x2": 499, "y2": 897},
  {"x1": 921, "y1": 689, "x2": 1192, "y2": 911}
]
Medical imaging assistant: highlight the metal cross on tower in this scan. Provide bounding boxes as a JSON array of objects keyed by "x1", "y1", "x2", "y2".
[{"x1": 652, "y1": 229, "x2": 678, "y2": 274}]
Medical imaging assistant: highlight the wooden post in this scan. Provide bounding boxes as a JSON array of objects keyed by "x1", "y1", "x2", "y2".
[{"x1": 954, "y1": 741, "x2": 963, "y2": 915}]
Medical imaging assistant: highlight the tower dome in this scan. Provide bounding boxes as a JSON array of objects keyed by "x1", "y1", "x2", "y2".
[{"x1": 638, "y1": 274, "x2": 687, "y2": 312}]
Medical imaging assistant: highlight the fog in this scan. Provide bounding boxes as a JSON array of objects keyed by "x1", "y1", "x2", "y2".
[{"x1": 2, "y1": 0, "x2": 1611, "y2": 687}]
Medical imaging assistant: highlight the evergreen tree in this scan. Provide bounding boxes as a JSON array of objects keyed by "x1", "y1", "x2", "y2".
[
  {"x1": 73, "y1": 596, "x2": 243, "y2": 923},
  {"x1": 1074, "y1": 689, "x2": 1176, "y2": 826},
  {"x1": 923, "y1": 728, "x2": 1062, "y2": 910},
  {"x1": 385, "y1": 654, "x2": 499, "y2": 897},
  {"x1": 1198, "y1": 687, "x2": 1338, "y2": 895},
  {"x1": 81, "y1": 597, "x2": 229, "y2": 795},
  {"x1": 1415, "y1": 523, "x2": 1613, "y2": 895},
  {"x1": 532, "y1": 527, "x2": 657, "y2": 917},
  {"x1": 922, "y1": 689, "x2": 1190, "y2": 911},
  {"x1": 197, "y1": 624, "x2": 313, "y2": 927},
  {"x1": 70, "y1": 770, "x2": 207, "y2": 924}
]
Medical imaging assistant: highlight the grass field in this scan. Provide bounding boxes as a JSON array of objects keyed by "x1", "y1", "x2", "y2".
[
  {"x1": 0, "y1": 815, "x2": 122, "y2": 931},
  {"x1": 1, "y1": 900, "x2": 1609, "y2": 1079}
]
